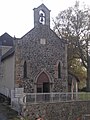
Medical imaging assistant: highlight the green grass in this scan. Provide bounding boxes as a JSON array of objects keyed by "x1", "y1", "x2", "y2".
[{"x1": 78, "y1": 92, "x2": 90, "y2": 100}]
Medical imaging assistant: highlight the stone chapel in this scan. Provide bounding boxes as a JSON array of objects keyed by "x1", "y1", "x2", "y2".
[{"x1": 0, "y1": 4, "x2": 68, "y2": 96}]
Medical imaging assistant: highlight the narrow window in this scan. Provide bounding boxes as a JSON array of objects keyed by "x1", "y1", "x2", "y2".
[
  {"x1": 58, "y1": 62, "x2": 61, "y2": 78},
  {"x1": 24, "y1": 61, "x2": 27, "y2": 78}
]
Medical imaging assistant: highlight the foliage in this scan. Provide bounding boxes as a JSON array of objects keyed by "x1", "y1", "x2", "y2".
[
  {"x1": 69, "y1": 58, "x2": 87, "y2": 88},
  {"x1": 53, "y1": 1, "x2": 90, "y2": 88}
]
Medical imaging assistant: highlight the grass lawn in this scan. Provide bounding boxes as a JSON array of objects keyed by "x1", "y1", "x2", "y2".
[{"x1": 78, "y1": 92, "x2": 90, "y2": 100}]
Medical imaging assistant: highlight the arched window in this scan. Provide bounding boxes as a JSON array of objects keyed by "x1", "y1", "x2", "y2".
[
  {"x1": 58, "y1": 62, "x2": 61, "y2": 78},
  {"x1": 24, "y1": 61, "x2": 27, "y2": 78}
]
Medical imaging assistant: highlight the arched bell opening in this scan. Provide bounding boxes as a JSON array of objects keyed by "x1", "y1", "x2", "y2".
[{"x1": 39, "y1": 10, "x2": 46, "y2": 25}]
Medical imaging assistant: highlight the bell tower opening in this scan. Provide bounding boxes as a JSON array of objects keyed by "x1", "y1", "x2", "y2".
[
  {"x1": 33, "y1": 4, "x2": 51, "y2": 27},
  {"x1": 39, "y1": 10, "x2": 45, "y2": 25}
]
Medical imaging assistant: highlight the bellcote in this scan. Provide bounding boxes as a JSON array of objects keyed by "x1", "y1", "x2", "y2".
[{"x1": 33, "y1": 4, "x2": 51, "y2": 27}]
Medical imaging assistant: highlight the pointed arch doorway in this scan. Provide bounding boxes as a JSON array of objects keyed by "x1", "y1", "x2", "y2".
[{"x1": 36, "y1": 72, "x2": 50, "y2": 93}]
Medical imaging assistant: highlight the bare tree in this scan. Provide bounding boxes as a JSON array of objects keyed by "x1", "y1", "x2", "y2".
[{"x1": 53, "y1": 1, "x2": 90, "y2": 91}]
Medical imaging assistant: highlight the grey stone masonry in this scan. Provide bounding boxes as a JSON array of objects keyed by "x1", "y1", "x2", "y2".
[
  {"x1": 33, "y1": 4, "x2": 51, "y2": 27},
  {"x1": 22, "y1": 101, "x2": 90, "y2": 120},
  {"x1": 14, "y1": 4, "x2": 68, "y2": 93},
  {"x1": 15, "y1": 24, "x2": 68, "y2": 93}
]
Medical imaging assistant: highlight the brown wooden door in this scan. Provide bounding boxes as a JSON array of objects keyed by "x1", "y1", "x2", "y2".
[{"x1": 43, "y1": 82, "x2": 50, "y2": 93}]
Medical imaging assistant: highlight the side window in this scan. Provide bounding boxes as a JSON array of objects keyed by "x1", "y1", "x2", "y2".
[
  {"x1": 58, "y1": 62, "x2": 61, "y2": 78},
  {"x1": 24, "y1": 61, "x2": 27, "y2": 78}
]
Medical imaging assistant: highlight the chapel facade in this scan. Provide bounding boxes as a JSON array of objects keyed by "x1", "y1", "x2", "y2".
[
  {"x1": 15, "y1": 4, "x2": 68, "y2": 93},
  {"x1": 0, "y1": 4, "x2": 68, "y2": 95}
]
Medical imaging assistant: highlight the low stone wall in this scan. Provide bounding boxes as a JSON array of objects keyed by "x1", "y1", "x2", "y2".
[{"x1": 22, "y1": 101, "x2": 90, "y2": 120}]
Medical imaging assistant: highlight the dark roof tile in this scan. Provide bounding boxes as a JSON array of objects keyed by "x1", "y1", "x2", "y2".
[
  {"x1": 1, "y1": 47, "x2": 15, "y2": 61},
  {"x1": 0, "y1": 32, "x2": 14, "y2": 46}
]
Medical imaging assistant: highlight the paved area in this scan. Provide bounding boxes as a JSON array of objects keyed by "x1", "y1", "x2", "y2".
[
  {"x1": 0, "y1": 113, "x2": 7, "y2": 120},
  {"x1": 0, "y1": 103, "x2": 8, "y2": 120},
  {"x1": 0, "y1": 103, "x2": 18, "y2": 120}
]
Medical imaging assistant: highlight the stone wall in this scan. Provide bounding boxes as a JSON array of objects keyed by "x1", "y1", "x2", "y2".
[
  {"x1": 22, "y1": 101, "x2": 90, "y2": 120},
  {"x1": 15, "y1": 25, "x2": 68, "y2": 92}
]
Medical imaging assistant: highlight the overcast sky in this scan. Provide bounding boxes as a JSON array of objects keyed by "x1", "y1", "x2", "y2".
[{"x1": 0, "y1": 0, "x2": 90, "y2": 37}]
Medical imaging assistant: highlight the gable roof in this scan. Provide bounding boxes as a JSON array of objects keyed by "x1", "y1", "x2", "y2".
[
  {"x1": 1, "y1": 47, "x2": 15, "y2": 61},
  {"x1": 33, "y1": 4, "x2": 51, "y2": 12},
  {"x1": 0, "y1": 32, "x2": 14, "y2": 46},
  {"x1": 20, "y1": 24, "x2": 66, "y2": 44}
]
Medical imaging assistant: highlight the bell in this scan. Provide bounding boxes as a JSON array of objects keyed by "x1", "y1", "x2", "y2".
[
  {"x1": 40, "y1": 13, "x2": 43, "y2": 17},
  {"x1": 39, "y1": 12, "x2": 45, "y2": 24},
  {"x1": 41, "y1": 17, "x2": 43, "y2": 22}
]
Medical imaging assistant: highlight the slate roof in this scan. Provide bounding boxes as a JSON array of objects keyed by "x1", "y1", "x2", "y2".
[
  {"x1": 0, "y1": 32, "x2": 14, "y2": 46},
  {"x1": 1, "y1": 47, "x2": 15, "y2": 61}
]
